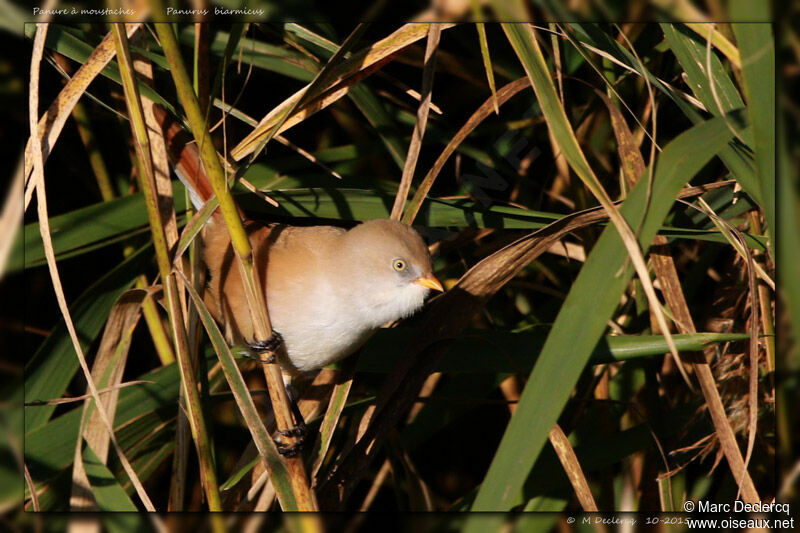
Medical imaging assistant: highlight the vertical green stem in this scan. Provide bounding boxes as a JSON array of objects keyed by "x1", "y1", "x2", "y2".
[
  {"x1": 110, "y1": 22, "x2": 221, "y2": 511},
  {"x1": 748, "y1": 212, "x2": 776, "y2": 372},
  {"x1": 135, "y1": 276, "x2": 175, "y2": 365}
]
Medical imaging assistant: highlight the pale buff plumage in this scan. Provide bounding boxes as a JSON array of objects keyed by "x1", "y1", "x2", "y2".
[{"x1": 202, "y1": 217, "x2": 440, "y2": 373}]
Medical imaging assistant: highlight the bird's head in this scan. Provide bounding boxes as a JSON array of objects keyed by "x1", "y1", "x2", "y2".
[{"x1": 340, "y1": 219, "x2": 443, "y2": 327}]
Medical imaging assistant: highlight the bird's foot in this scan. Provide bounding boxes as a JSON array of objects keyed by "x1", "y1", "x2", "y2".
[
  {"x1": 272, "y1": 422, "x2": 307, "y2": 457},
  {"x1": 247, "y1": 331, "x2": 284, "y2": 364}
]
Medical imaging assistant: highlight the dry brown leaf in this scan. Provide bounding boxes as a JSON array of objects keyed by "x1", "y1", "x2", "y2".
[{"x1": 70, "y1": 290, "x2": 147, "y2": 510}]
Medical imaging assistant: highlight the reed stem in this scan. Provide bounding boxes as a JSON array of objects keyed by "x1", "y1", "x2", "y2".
[{"x1": 110, "y1": 22, "x2": 222, "y2": 510}]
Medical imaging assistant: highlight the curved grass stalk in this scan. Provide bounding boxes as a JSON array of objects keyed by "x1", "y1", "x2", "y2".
[{"x1": 230, "y1": 23, "x2": 455, "y2": 161}]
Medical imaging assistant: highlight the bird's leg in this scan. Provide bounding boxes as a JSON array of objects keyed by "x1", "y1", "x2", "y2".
[
  {"x1": 247, "y1": 330, "x2": 284, "y2": 364},
  {"x1": 271, "y1": 381, "x2": 308, "y2": 457}
]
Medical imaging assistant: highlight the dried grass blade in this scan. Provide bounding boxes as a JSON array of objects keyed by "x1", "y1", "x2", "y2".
[
  {"x1": 70, "y1": 290, "x2": 145, "y2": 510},
  {"x1": 651, "y1": 218, "x2": 760, "y2": 504},
  {"x1": 548, "y1": 424, "x2": 598, "y2": 512},
  {"x1": 213, "y1": 100, "x2": 342, "y2": 180},
  {"x1": 741, "y1": 234, "x2": 760, "y2": 499},
  {"x1": 690, "y1": 198, "x2": 761, "y2": 497},
  {"x1": 230, "y1": 24, "x2": 454, "y2": 161},
  {"x1": 689, "y1": 199, "x2": 774, "y2": 290},
  {"x1": 650, "y1": 234, "x2": 760, "y2": 501},
  {"x1": 234, "y1": 23, "x2": 370, "y2": 176},
  {"x1": 24, "y1": 381, "x2": 151, "y2": 406},
  {"x1": 285, "y1": 22, "x2": 443, "y2": 114},
  {"x1": 402, "y1": 77, "x2": 531, "y2": 225},
  {"x1": 603, "y1": 77, "x2": 760, "y2": 501},
  {"x1": 500, "y1": 374, "x2": 598, "y2": 513},
  {"x1": 23, "y1": 463, "x2": 39, "y2": 512},
  {"x1": 391, "y1": 23, "x2": 441, "y2": 221},
  {"x1": 595, "y1": 90, "x2": 644, "y2": 189}
]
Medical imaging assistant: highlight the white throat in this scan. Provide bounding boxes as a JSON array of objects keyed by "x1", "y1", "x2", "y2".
[{"x1": 358, "y1": 282, "x2": 430, "y2": 329}]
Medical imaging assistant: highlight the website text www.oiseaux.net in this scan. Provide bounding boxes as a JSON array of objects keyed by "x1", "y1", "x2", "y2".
[{"x1": 686, "y1": 501, "x2": 793, "y2": 529}]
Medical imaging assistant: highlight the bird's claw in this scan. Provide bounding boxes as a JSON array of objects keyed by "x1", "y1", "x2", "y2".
[
  {"x1": 272, "y1": 422, "x2": 307, "y2": 457},
  {"x1": 247, "y1": 331, "x2": 284, "y2": 364}
]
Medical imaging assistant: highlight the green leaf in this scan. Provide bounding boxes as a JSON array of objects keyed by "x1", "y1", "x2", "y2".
[
  {"x1": 465, "y1": 112, "x2": 744, "y2": 519},
  {"x1": 183, "y1": 27, "x2": 318, "y2": 82},
  {"x1": 660, "y1": 24, "x2": 763, "y2": 209},
  {"x1": 356, "y1": 329, "x2": 748, "y2": 373},
  {"x1": 661, "y1": 24, "x2": 749, "y2": 142},
  {"x1": 81, "y1": 444, "x2": 137, "y2": 511},
  {"x1": 730, "y1": 14, "x2": 775, "y2": 244}
]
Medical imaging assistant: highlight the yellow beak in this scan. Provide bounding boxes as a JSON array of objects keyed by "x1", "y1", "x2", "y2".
[{"x1": 414, "y1": 275, "x2": 444, "y2": 292}]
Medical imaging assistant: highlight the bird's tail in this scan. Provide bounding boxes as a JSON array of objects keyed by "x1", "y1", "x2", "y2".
[{"x1": 153, "y1": 105, "x2": 217, "y2": 212}]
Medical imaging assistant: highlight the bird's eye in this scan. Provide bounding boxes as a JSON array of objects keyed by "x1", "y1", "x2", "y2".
[{"x1": 392, "y1": 259, "x2": 407, "y2": 271}]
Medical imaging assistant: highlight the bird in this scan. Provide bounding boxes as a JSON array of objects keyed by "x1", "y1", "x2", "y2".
[{"x1": 155, "y1": 107, "x2": 443, "y2": 453}]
